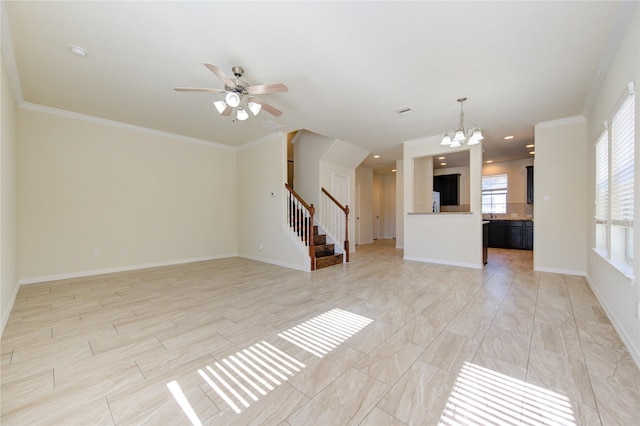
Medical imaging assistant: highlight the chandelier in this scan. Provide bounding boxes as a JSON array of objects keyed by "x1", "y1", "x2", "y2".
[
  {"x1": 441, "y1": 97, "x2": 484, "y2": 148},
  {"x1": 213, "y1": 93, "x2": 262, "y2": 122}
]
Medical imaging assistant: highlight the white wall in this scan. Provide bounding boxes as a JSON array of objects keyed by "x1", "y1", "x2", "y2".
[
  {"x1": 585, "y1": 6, "x2": 639, "y2": 365},
  {"x1": 17, "y1": 106, "x2": 238, "y2": 282},
  {"x1": 355, "y1": 166, "x2": 373, "y2": 245},
  {"x1": 292, "y1": 130, "x2": 333, "y2": 207},
  {"x1": 236, "y1": 134, "x2": 308, "y2": 270},
  {"x1": 396, "y1": 159, "x2": 404, "y2": 249},
  {"x1": 403, "y1": 136, "x2": 483, "y2": 268},
  {"x1": 1, "y1": 53, "x2": 19, "y2": 333},
  {"x1": 382, "y1": 173, "x2": 396, "y2": 239},
  {"x1": 534, "y1": 117, "x2": 587, "y2": 275}
]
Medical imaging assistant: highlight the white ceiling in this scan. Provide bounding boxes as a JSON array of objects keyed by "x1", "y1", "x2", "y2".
[{"x1": 3, "y1": 1, "x2": 631, "y2": 173}]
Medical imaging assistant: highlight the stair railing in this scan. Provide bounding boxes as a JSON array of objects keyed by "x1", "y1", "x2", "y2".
[
  {"x1": 285, "y1": 183, "x2": 316, "y2": 271},
  {"x1": 320, "y1": 187, "x2": 350, "y2": 263}
]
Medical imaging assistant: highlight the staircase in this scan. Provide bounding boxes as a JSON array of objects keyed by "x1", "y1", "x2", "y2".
[
  {"x1": 312, "y1": 225, "x2": 343, "y2": 269},
  {"x1": 285, "y1": 183, "x2": 347, "y2": 271}
]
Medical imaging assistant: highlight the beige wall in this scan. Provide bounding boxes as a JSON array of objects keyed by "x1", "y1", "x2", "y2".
[
  {"x1": 585, "y1": 6, "x2": 639, "y2": 365},
  {"x1": 1, "y1": 54, "x2": 19, "y2": 332},
  {"x1": 17, "y1": 106, "x2": 238, "y2": 282},
  {"x1": 404, "y1": 136, "x2": 483, "y2": 268},
  {"x1": 236, "y1": 134, "x2": 308, "y2": 270}
]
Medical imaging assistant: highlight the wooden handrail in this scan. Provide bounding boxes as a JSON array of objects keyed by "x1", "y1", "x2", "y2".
[
  {"x1": 286, "y1": 183, "x2": 314, "y2": 213},
  {"x1": 285, "y1": 183, "x2": 316, "y2": 271},
  {"x1": 321, "y1": 187, "x2": 347, "y2": 213},
  {"x1": 321, "y1": 187, "x2": 350, "y2": 263}
]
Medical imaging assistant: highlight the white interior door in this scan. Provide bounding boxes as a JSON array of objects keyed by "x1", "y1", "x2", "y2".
[
  {"x1": 391, "y1": 189, "x2": 396, "y2": 239},
  {"x1": 355, "y1": 183, "x2": 361, "y2": 245},
  {"x1": 372, "y1": 188, "x2": 380, "y2": 240}
]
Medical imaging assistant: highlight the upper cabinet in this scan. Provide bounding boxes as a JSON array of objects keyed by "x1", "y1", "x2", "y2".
[
  {"x1": 434, "y1": 173, "x2": 461, "y2": 206},
  {"x1": 526, "y1": 166, "x2": 534, "y2": 204}
]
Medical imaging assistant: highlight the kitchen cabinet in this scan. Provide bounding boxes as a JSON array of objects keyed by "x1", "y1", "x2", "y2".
[
  {"x1": 524, "y1": 221, "x2": 534, "y2": 250},
  {"x1": 433, "y1": 173, "x2": 460, "y2": 206},
  {"x1": 508, "y1": 221, "x2": 524, "y2": 248},
  {"x1": 483, "y1": 222, "x2": 489, "y2": 265},
  {"x1": 488, "y1": 220, "x2": 533, "y2": 250},
  {"x1": 488, "y1": 220, "x2": 508, "y2": 248},
  {"x1": 526, "y1": 166, "x2": 534, "y2": 204}
]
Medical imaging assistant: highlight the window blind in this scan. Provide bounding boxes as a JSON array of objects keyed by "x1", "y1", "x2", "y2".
[
  {"x1": 610, "y1": 92, "x2": 635, "y2": 227},
  {"x1": 594, "y1": 131, "x2": 608, "y2": 224}
]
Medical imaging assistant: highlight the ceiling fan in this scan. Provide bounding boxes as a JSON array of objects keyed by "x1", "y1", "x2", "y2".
[{"x1": 174, "y1": 63, "x2": 288, "y2": 121}]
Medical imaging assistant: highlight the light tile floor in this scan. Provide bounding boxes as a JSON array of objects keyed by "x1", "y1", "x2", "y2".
[{"x1": 1, "y1": 240, "x2": 639, "y2": 425}]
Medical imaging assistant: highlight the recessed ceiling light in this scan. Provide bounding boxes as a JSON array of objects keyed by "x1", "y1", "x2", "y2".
[
  {"x1": 486, "y1": 160, "x2": 493, "y2": 163},
  {"x1": 526, "y1": 144, "x2": 534, "y2": 148},
  {"x1": 392, "y1": 169, "x2": 396, "y2": 172},
  {"x1": 438, "y1": 156, "x2": 445, "y2": 160},
  {"x1": 504, "y1": 136, "x2": 514, "y2": 140},
  {"x1": 529, "y1": 151, "x2": 535, "y2": 155},
  {"x1": 441, "y1": 162, "x2": 447, "y2": 166},
  {"x1": 69, "y1": 45, "x2": 87, "y2": 57},
  {"x1": 373, "y1": 155, "x2": 380, "y2": 158}
]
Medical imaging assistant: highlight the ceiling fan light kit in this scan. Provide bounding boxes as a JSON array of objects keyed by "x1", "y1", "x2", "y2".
[
  {"x1": 175, "y1": 63, "x2": 288, "y2": 122},
  {"x1": 441, "y1": 97, "x2": 484, "y2": 148}
]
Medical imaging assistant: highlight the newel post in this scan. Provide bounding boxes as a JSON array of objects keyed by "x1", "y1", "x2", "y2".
[
  {"x1": 344, "y1": 205, "x2": 350, "y2": 263},
  {"x1": 309, "y1": 204, "x2": 316, "y2": 271}
]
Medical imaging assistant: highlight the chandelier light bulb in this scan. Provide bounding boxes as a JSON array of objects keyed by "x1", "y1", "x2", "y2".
[
  {"x1": 213, "y1": 100, "x2": 227, "y2": 114},
  {"x1": 247, "y1": 101, "x2": 262, "y2": 116},
  {"x1": 441, "y1": 133, "x2": 452, "y2": 146},
  {"x1": 453, "y1": 130, "x2": 465, "y2": 142},
  {"x1": 236, "y1": 107, "x2": 249, "y2": 121},
  {"x1": 225, "y1": 92, "x2": 241, "y2": 108},
  {"x1": 449, "y1": 140, "x2": 462, "y2": 148}
]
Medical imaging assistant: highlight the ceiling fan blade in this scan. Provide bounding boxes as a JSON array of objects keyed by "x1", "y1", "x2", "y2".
[
  {"x1": 221, "y1": 105, "x2": 232, "y2": 116},
  {"x1": 174, "y1": 87, "x2": 225, "y2": 93},
  {"x1": 203, "y1": 63, "x2": 234, "y2": 88},
  {"x1": 249, "y1": 97, "x2": 283, "y2": 116},
  {"x1": 246, "y1": 83, "x2": 288, "y2": 95}
]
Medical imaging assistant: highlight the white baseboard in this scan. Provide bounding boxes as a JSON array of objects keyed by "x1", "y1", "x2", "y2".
[
  {"x1": 18, "y1": 254, "x2": 237, "y2": 285},
  {"x1": 403, "y1": 255, "x2": 482, "y2": 270},
  {"x1": 1, "y1": 280, "x2": 21, "y2": 336},
  {"x1": 534, "y1": 266, "x2": 586, "y2": 276},
  {"x1": 238, "y1": 253, "x2": 310, "y2": 272},
  {"x1": 585, "y1": 274, "x2": 640, "y2": 370}
]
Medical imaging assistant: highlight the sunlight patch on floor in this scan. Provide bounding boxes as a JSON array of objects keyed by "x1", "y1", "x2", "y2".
[
  {"x1": 167, "y1": 308, "x2": 373, "y2": 423},
  {"x1": 277, "y1": 308, "x2": 374, "y2": 357},
  {"x1": 440, "y1": 362, "x2": 576, "y2": 426}
]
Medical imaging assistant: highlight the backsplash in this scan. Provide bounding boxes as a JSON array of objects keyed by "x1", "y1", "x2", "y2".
[
  {"x1": 440, "y1": 203, "x2": 533, "y2": 218},
  {"x1": 482, "y1": 202, "x2": 534, "y2": 219}
]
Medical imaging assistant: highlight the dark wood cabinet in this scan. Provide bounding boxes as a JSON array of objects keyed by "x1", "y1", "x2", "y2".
[
  {"x1": 488, "y1": 220, "x2": 508, "y2": 248},
  {"x1": 524, "y1": 221, "x2": 534, "y2": 250},
  {"x1": 488, "y1": 220, "x2": 533, "y2": 250},
  {"x1": 508, "y1": 221, "x2": 524, "y2": 248},
  {"x1": 433, "y1": 173, "x2": 460, "y2": 206},
  {"x1": 526, "y1": 166, "x2": 534, "y2": 204},
  {"x1": 483, "y1": 222, "x2": 489, "y2": 265}
]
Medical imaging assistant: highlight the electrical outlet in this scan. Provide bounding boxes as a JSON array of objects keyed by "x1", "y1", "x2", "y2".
[
  {"x1": 636, "y1": 302, "x2": 640, "y2": 320},
  {"x1": 122, "y1": 248, "x2": 128, "y2": 255},
  {"x1": 92, "y1": 249, "x2": 100, "y2": 258}
]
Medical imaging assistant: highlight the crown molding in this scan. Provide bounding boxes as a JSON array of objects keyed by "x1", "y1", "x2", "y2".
[
  {"x1": 19, "y1": 102, "x2": 235, "y2": 150},
  {"x1": 535, "y1": 115, "x2": 586, "y2": 129}
]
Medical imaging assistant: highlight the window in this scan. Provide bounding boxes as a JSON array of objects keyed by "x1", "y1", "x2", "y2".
[
  {"x1": 594, "y1": 82, "x2": 635, "y2": 275},
  {"x1": 594, "y1": 131, "x2": 608, "y2": 251},
  {"x1": 482, "y1": 174, "x2": 507, "y2": 214}
]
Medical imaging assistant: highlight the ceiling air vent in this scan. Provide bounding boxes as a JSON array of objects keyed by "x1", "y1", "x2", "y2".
[
  {"x1": 259, "y1": 121, "x2": 284, "y2": 131},
  {"x1": 394, "y1": 106, "x2": 414, "y2": 116}
]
